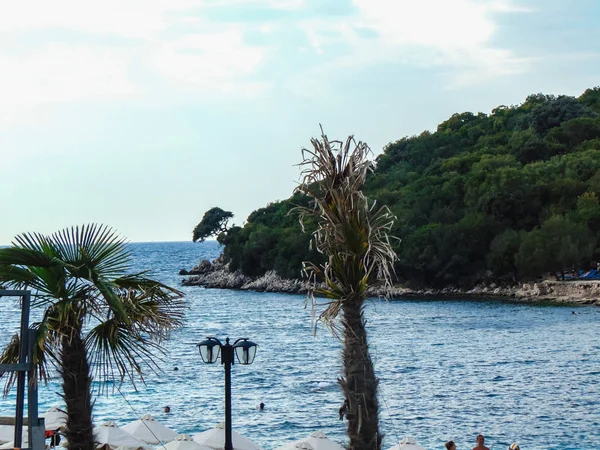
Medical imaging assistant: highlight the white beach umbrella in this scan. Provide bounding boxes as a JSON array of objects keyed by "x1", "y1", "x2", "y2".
[
  {"x1": 0, "y1": 427, "x2": 10, "y2": 445},
  {"x1": 0, "y1": 406, "x2": 65, "y2": 446},
  {"x1": 165, "y1": 434, "x2": 214, "y2": 450},
  {"x1": 113, "y1": 447, "x2": 148, "y2": 450},
  {"x1": 275, "y1": 431, "x2": 344, "y2": 450},
  {"x1": 121, "y1": 414, "x2": 178, "y2": 444},
  {"x1": 387, "y1": 436, "x2": 428, "y2": 450},
  {"x1": 193, "y1": 423, "x2": 262, "y2": 450},
  {"x1": 0, "y1": 425, "x2": 27, "y2": 445},
  {"x1": 93, "y1": 421, "x2": 151, "y2": 450},
  {"x1": 42, "y1": 406, "x2": 67, "y2": 431},
  {"x1": 0, "y1": 432, "x2": 29, "y2": 449}
]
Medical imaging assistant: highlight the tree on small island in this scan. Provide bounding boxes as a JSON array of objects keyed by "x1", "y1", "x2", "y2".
[
  {"x1": 294, "y1": 128, "x2": 397, "y2": 450},
  {"x1": 193, "y1": 206, "x2": 234, "y2": 243},
  {"x1": 0, "y1": 225, "x2": 184, "y2": 450}
]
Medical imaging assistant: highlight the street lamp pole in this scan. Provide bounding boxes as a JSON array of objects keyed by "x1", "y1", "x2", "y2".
[
  {"x1": 222, "y1": 338, "x2": 234, "y2": 450},
  {"x1": 197, "y1": 336, "x2": 257, "y2": 450}
]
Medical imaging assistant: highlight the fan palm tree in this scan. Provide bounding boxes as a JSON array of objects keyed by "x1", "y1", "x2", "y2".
[
  {"x1": 295, "y1": 129, "x2": 397, "y2": 450},
  {"x1": 0, "y1": 225, "x2": 184, "y2": 450}
]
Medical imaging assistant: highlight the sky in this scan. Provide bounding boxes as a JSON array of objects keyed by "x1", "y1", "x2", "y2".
[{"x1": 0, "y1": 0, "x2": 599, "y2": 244}]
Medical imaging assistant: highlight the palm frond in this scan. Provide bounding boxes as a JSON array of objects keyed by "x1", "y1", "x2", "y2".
[
  {"x1": 0, "y1": 265, "x2": 39, "y2": 287},
  {"x1": 84, "y1": 274, "x2": 184, "y2": 391},
  {"x1": 293, "y1": 127, "x2": 398, "y2": 327},
  {"x1": 0, "y1": 326, "x2": 51, "y2": 396},
  {"x1": 0, "y1": 247, "x2": 58, "y2": 267},
  {"x1": 12, "y1": 232, "x2": 58, "y2": 258},
  {"x1": 51, "y1": 224, "x2": 130, "y2": 279},
  {"x1": 0, "y1": 334, "x2": 21, "y2": 395},
  {"x1": 114, "y1": 275, "x2": 185, "y2": 338},
  {"x1": 31, "y1": 317, "x2": 59, "y2": 383},
  {"x1": 85, "y1": 319, "x2": 165, "y2": 392},
  {"x1": 0, "y1": 253, "x2": 71, "y2": 304},
  {"x1": 93, "y1": 277, "x2": 129, "y2": 323},
  {"x1": 114, "y1": 274, "x2": 184, "y2": 297}
]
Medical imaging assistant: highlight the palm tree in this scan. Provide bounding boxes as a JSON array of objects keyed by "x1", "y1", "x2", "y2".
[
  {"x1": 295, "y1": 130, "x2": 397, "y2": 450},
  {"x1": 0, "y1": 225, "x2": 184, "y2": 450}
]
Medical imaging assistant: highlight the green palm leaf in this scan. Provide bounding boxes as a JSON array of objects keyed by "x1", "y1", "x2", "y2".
[
  {"x1": 85, "y1": 319, "x2": 165, "y2": 391},
  {"x1": 0, "y1": 246, "x2": 61, "y2": 268},
  {"x1": 51, "y1": 224, "x2": 130, "y2": 279}
]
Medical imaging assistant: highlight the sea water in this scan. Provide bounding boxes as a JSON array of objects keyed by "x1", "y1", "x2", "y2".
[{"x1": 0, "y1": 241, "x2": 599, "y2": 450}]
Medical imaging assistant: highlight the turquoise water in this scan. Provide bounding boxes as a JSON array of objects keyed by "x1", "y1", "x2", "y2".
[{"x1": 1, "y1": 241, "x2": 599, "y2": 450}]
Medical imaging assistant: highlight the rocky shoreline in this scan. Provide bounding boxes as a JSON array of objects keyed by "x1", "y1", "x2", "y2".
[{"x1": 180, "y1": 258, "x2": 600, "y2": 306}]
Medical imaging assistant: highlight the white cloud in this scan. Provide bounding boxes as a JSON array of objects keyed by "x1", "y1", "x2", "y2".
[
  {"x1": 148, "y1": 30, "x2": 269, "y2": 93},
  {"x1": 0, "y1": 0, "x2": 532, "y2": 120},
  {"x1": 489, "y1": 0, "x2": 534, "y2": 13},
  {"x1": 305, "y1": 27, "x2": 324, "y2": 54},
  {"x1": 292, "y1": 0, "x2": 531, "y2": 90},
  {"x1": 0, "y1": 44, "x2": 140, "y2": 103},
  {"x1": 0, "y1": 0, "x2": 278, "y2": 119},
  {"x1": 201, "y1": 0, "x2": 304, "y2": 10},
  {"x1": 353, "y1": 0, "x2": 496, "y2": 49},
  {"x1": 0, "y1": 44, "x2": 141, "y2": 126},
  {"x1": 0, "y1": 0, "x2": 194, "y2": 39}
]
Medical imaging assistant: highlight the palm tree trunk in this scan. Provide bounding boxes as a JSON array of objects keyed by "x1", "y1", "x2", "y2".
[
  {"x1": 59, "y1": 327, "x2": 95, "y2": 450},
  {"x1": 340, "y1": 295, "x2": 382, "y2": 450}
]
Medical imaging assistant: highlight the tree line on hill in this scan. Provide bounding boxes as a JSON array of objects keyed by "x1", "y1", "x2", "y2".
[{"x1": 195, "y1": 87, "x2": 600, "y2": 287}]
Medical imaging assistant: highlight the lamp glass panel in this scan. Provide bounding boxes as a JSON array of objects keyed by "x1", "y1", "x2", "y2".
[
  {"x1": 199, "y1": 343, "x2": 220, "y2": 363},
  {"x1": 234, "y1": 343, "x2": 257, "y2": 365}
]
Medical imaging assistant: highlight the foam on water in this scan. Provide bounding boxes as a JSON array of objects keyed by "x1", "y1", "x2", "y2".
[{"x1": 0, "y1": 241, "x2": 599, "y2": 450}]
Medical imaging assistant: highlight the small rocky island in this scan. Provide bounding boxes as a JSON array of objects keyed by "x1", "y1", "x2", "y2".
[{"x1": 180, "y1": 255, "x2": 600, "y2": 306}]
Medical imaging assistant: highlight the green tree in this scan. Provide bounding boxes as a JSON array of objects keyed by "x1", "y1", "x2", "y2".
[
  {"x1": 295, "y1": 130, "x2": 397, "y2": 450},
  {"x1": 0, "y1": 225, "x2": 184, "y2": 450},
  {"x1": 192, "y1": 207, "x2": 234, "y2": 243},
  {"x1": 530, "y1": 95, "x2": 593, "y2": 134},
  {"x1": 577, "y1": 192, "x2": 600, "y2": 223},
  {"x1": 547, "y1": 117, "x2": 600, "y2": 149},
  {"x1": 486, "y1": 229, "x2": 521, "y2": 278},
  {"x1": 515, "y1": 216, "x2": 596, "y2": 277},
  {"x1": 509, "y1": 129, "x2": 553, "y2": 164},
  {"x1": 579, "y1": 87, "x2": 600, "y2": 113}
]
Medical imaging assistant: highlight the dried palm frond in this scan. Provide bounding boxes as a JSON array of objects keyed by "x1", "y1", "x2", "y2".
[{"x1": 293, "y1": 126, "x2": 398, "y2": 329}]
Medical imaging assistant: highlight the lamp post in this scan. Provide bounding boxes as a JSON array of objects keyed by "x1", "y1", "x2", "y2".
[{"x1": 197, "y1": 337, "x2": 257, "y2": 450}]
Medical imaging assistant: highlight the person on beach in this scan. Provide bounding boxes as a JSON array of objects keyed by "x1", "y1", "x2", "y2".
[
  {"x1": 445, "y1": 440, "x2": 456, "y2": 450},
  {"x1": 46, "y1": 430, "x2": 61, "y2": 448},
  {"x1": 472, "y1": 434, "x2": 490, "y2": 450}
]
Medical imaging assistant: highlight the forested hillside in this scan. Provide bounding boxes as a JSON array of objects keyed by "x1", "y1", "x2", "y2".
[{"x1": 219, "y1": 88, "x2": 600, "y2": 286}]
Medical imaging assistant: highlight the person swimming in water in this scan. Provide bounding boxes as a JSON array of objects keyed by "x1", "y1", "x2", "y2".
[
  {"x1": 472, "y1": 434, "x2": 490, "y2": 450},
  {"x1": 164, "y1": 406, "x2": 171, "y2": 413},
  {"x1": 339, "y1": 399, "x2": 348, "y2": 420}
]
